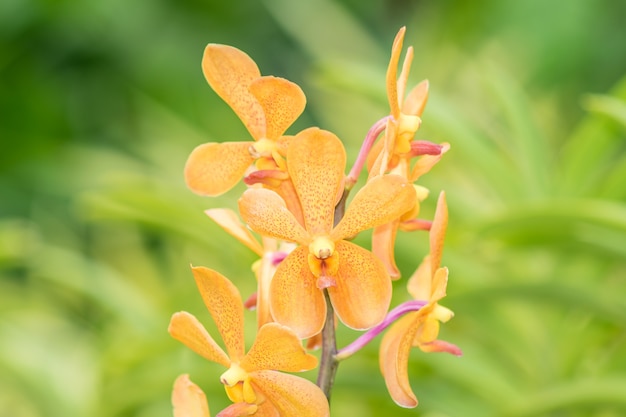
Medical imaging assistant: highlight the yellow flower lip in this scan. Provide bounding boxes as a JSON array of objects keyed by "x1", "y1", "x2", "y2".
[
  {"x1": 309, "y1": 236, "x2": 335, "y2": 259},
  {"x1": 220, "y1": 362, "x2": 248, "y2": 387},
  {"x1": 249, "y1": 138, "x2": 276, "y2": 158}
]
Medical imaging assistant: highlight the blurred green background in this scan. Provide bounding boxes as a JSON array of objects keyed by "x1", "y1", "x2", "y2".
[{"x1": 2, "y1": 0, "x2": 626, "y2": 416}]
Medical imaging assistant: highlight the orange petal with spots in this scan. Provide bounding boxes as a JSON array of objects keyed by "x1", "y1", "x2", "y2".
[
  {"x1": 403, "y1": 79, "x2": 429, "y2": 117},
  {"x1": 331, "y1": 175, "x2": 416, "y2": 241},
  {"x1": 328, "y1": 240, "x2": 391, "y2": 330},
  {"x1": 172, "y1": 374, "x2": 211, "y2": 417},
  {"x1": 240, "y1": 323, "x2": 318, "y2": 373},
  {"x1": 249, "y1": 76, "x2": 306, "y2": 140},
  {"x1": 270, "y1": 246, "x2": 326, "y2": 339},
  {"x1": 238, "y1": 188, "x2": 310, "y2": 245},
  {"x1": 287, "y1": 128, "x2": 346, "y2": 236},
  {"x1": 251, "y1": 371, "x2": 330, "y2": 417},
  {"x1": 168, "y1": 312, "x2": 230, "y2": 368},
  {"x1": 191, "y1": 266, "x2": 245, "y2": 361},
  {"x1": 202, "y1": 44, "x2": 265, "y2": 140},
  {"x1": 206, "y1": 208, "x2": 264, "y2": 256},
  {"x1": 185, "y1": 142, "x2": 255, "y2": 196},
  {"x1": 379, "y1": 311, "x2": 422, "y2": 408},
  {"x1": 386, "y1": 27, "x2": 405, "y2": 119},
  {"x1": 430, "y1": 191, "x2": 448, "y2": 273},
  {"x1": 372, "y1": 221, "x2": 401, "y2": 279}
]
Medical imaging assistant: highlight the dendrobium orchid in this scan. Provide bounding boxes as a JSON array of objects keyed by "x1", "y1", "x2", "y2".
[
  {"x1": 185, "y1": 44, "x2": 306, "y2": 197},
  {"x1": 238, "y1": 127, "x2": 417, "y2": 339},
  {"x1": 168, "y1": 267, "x2": 329, "y2": 416},
  {"x1": 379, "y1": 192, "x2": 461, "y2": 408}
]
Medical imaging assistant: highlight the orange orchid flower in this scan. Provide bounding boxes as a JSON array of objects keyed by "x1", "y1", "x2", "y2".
[
  {"x1": 168, "y1": 266, "x2": 329, "y2": 416},
  {"x1": 172, "y1": 374, "x2": 211, "y2": 417},
  {"x1": 379, "y1": 192, "x2": 461, "y2": 408},
  {"x1": 185, "y1": 44, "x2": 306, "y2": 197},
  {"x1": 238, "y1": 127, "x2": 417, "y2": 339}
]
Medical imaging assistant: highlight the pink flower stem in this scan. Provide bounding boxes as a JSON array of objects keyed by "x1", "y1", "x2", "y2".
[
  {"x1": 345, "y1": 116, "x2": 391, "y2": 190},
  {"x1": 335, "y1": 299, "x2": 428, "y2": 360}
]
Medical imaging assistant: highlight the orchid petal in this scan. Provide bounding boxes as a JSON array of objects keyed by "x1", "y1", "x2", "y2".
[
  {"x1": 396, "y1": 46, "x2": 413, "y2": 105},
  {"x1": 331, "y1": 175, "x2": 416, "y2": 241},
  {"x1": 416, "y1": 317, "x2": 440, "y2": 344},
  {"x1": 206, "y1": 208, "x2": 264, "y2": 257},
  {"x1": 191, "y1": 266, "x2": 245, "y2": 361},
  {"x1": 431, "y1": 267, "x2": 449, "y2": 301},
  {"x1": 407, "y1": 256, "x2": 431, "y2": 301},
  {"x1": 379, "y1": 312, "x2": 422, "y2": 408},
  {"x1": 168, "y1": 312, "x2": 230, "y2": 368},
  {"x1": 202, "y1": 44, "x2": 265, "y2": 140},
  {"x1": 367, "y1": 118, "x2": 396, "y2": 178},
  {"x1": 328, "y1": 241, "x2": 391, "y2": 330},
  {"x1": 238, "y1": 188, "x2": 310, "y2": 245},
  {"x1": 240, "y1": 323, "x2": 318, "y2": 373},
  {"x1": 386, "y1": 27, "x2": 405, "y2": 119},
  {"x1": 251, "y1": 371, "x2": 330, "y2": 417},
  {"x1": 185, "y1": 142, "x2": 255, "y2": 196},
  {"x1": 270, "y1": 246, "x2": 326, "y2": 339},
  {"x1": 430, "y1": 191, "x2": 448, "y2": 273},
  {"x1": 372, "y1": 220, "x2": 401, "y2": 279},
  {"x1": 172, "y1": 374, "x2": 211, "y2": 417},
  {"x1": 287, "y1": 128, "x2": 346, "y2": 236},
  {"x1": 249, "y1": 76, "x2": 306, "y2": 140},
  {"x1": 402, "y1": 79, "x2": 429, "y2": 117}
]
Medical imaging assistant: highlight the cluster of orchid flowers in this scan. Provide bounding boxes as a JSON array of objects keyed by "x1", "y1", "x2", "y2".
[{"x1": 168, "y1": 27, "x2": 461, "y2": 417}]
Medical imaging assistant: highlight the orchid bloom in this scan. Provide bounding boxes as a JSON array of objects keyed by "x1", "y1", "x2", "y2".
[
  {"x1": 238, "y1": 127, "x2": 417, "y2": 339},
  {"x1": 366, "y1": 27, "x2": 450, "y2": 278},
  {"x1": 168, "y1": 266, "x2": 329, "y2": 416},
  {"x1": 379, "y1": 192, "x2": 461, "y2": 408},
  {"x1": 185, "y1": 44, "x2": 306, "y2": 197},
  {"x1": 172, "y1": 374, "x2": 211, "y2": 417}
]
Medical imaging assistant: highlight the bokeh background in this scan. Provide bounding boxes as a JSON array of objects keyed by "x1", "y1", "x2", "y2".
[{"x1": 2, "y1": 0, "x2": 626, "y2": 416}]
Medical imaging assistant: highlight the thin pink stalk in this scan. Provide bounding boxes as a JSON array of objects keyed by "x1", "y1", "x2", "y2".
[
  {"x1": 345, "y1": 116, "x2": 391, "y2": 189},
  {"x1": 335, "y1": 299, "x2": 427, "y2": 360}
]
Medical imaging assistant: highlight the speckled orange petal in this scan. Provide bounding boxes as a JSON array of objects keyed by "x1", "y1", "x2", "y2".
[
  {"x1": 202, "y1": 44, "x2": 265, "y2": 140},
  {"x1": 430, "y1": 191, "x2": 448, "y2": 273},
  {"x1": 379, "y1": 311, "x2": 421, "y2": 408},
  {"x1": 409, "y1": 142, "x2": 449, "y2": 182},
  {"x1": 403, "y1": 79, "x2": 429, "y2": 117},
  {"x1": 185, "y1": 142, "x2": 255, "y2": 196},
  {"x1": 238, "y1": 188, "x2": 310, "y2": 245},
  {"x1": 206, "y1": 208, "x2": 264, "y2": 256},
  {"x1": 251, "y1": 371, "x2": 330, "y2": 417},
  {"x1": 372, "y1": 221, "x2": 401, "y2": 279},
  {"x1": 191, "y1": 266, "x2": 245, "y2": 361},
  {"x1": 240, "y1": 323, "x2": 318, "y2": 373},
  {"x1": 396, "y1": 45, "x2": 413, "y2": 105},
  {"x1": 387, "y1": 27, "x2": 405, "y2": 119},
  {"x1": 172, "y1": 374, "x2": 211, "y2": 417},
  {"x1": 249, "y1": 76, "x2": 306, "y2": 140},
  {"x1": 407, "y1": 255, "x2": 431, "y2": 301},
  {"x1": 270, "y1": 246, "x2": 326, "y2": 339},
  {"x1": 331, "y1": 175, "x2": 416, "y2": 241},
  {"x1": 328, "y1": 240, "x2": 391, "y2": 330},
  {"x1": 287, "y1": 128, "x2": 346, "y2": 236},
  {"x1": 168, "y1": 312, "x2": 230, "y2": 368}
]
